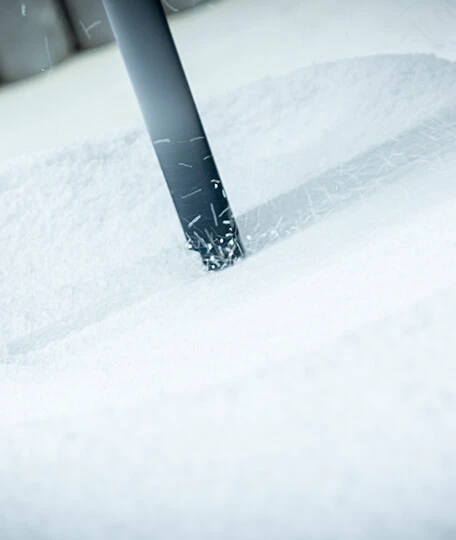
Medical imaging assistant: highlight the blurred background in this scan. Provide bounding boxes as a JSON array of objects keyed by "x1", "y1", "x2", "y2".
[{"x1": 1, "y1": 0, "x2": 456, "y2": 164}]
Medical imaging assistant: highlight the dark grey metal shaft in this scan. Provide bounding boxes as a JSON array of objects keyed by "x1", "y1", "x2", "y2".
[{"x1": 102, "y1": 0, "x2": 244, "y2": 270}]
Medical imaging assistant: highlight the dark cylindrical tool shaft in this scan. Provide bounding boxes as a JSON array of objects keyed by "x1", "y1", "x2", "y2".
[{"x1": 102, "y1": 0, "x2": 244, "y2": 270}]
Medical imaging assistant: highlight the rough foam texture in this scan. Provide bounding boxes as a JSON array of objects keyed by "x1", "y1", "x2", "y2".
[
  {"x1": 1, "y1": 51, "x2": 456, "y2": 540},
  {"x1": 2, "y1": 54, "x2": 456, "y2": 353}
]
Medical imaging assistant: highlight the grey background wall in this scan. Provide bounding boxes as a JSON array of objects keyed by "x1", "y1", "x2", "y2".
[{"x1": 0, "y1": 0, "x2": 207, "y2": 84}]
